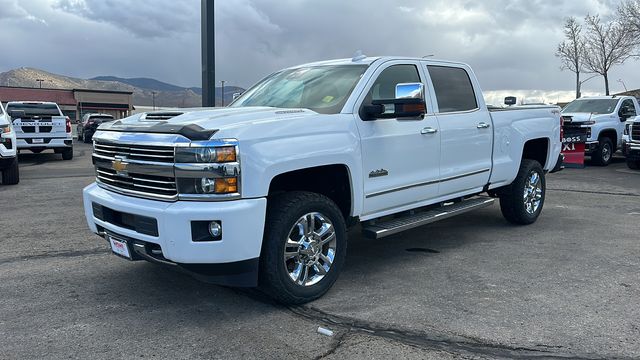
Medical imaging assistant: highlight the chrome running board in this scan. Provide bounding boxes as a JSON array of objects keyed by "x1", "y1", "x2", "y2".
[{"x1": 362, "y1": 197, "x2": 495, "y2": 239}]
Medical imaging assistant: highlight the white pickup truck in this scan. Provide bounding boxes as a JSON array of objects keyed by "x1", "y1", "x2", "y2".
[
  {"x1": 561, "y1": 96, "x2": 639, "y2": 166},
  {"x1": 6, "y1": 101, "x2": 74, "y2": 160},
  {"x1": 0, "y1": 102, "x2": 19, "y2": 184},
  {"x1": 83, "y1": 56, "x2": 562, "y2": 304}
]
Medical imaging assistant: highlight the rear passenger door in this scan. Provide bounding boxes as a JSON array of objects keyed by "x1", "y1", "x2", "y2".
[{"x1": 424, "y1": 64, "x2": 492, "y2": 197}]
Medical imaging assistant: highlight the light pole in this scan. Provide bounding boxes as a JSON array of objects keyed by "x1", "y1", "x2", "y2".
[
  {"x1": 36, "y1": 79, "x2": 45, "y2": 88},
  {"x1": 618, "y1": 79, "x2": 628, "y2": 92},
  {"x1": 152, "y1": 91, "x2": 157, "y2": 110},
  {"x1": 202, "y1": 0, "x2": 215, "y2": 107},
  {"x1": 220, "y1": 80, "x2": 226, "y2": 106},
  {"x1": 577, "y1": 74, "x2": 600, "y2": 98}
]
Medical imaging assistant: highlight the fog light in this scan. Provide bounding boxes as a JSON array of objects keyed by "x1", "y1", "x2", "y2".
[{"x1": 208, "y1": 221, "x2": 222, "y2": 238}]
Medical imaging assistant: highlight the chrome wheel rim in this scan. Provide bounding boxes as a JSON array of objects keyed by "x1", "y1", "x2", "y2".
[
  {"x1": 283, "y1": 212, "x2": 337, "y2": 287},
  {"x1": 523, "y1": 170, "x2": 543, "y2": 215},
  {"x1": 602, "y1": 143, "x2": 611, "y2": 162}
]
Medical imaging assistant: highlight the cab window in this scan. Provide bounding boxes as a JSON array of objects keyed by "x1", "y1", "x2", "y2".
[{"x1": 427, "y1": 66, "x2": 478, "y2": 113}]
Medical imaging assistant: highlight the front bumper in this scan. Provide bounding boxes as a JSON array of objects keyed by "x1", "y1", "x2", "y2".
[
  {"x1": 83, "y1": 183, "x2": 267, "y2": 286},
  {"x1": 0, "y1": 132, "x2": 17, "y2": 158},
  {"x1": 584, "y1": 140, "x2": 599, "y2": 154},
  {"x1": 625, "y1": 142, "x2": 640, "y2": 161}
]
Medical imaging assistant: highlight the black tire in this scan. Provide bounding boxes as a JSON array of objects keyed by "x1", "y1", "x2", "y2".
[
  {"x1": 259, "y1": 191, "x2": 347, "y2": 304},
  {"x1": 591, "y1": 137, "x2": 613, "y2": 166},
  {"x1": 627, "y1": 159, "x2": 640, "y2": 170},
  {"x1": 62, "y1": 148, "x2": 74, "y2": 160},
  {"x1": 1, "y1": 157, "x2": 19, "y2": 185},
  {"x1": 499, "y1": 159, "x2": 545, "y2": 225}
]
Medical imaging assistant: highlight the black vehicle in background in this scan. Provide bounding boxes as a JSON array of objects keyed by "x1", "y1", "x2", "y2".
[{"x1": 77, "y1": 113, "x2": 115, "y2": 143}]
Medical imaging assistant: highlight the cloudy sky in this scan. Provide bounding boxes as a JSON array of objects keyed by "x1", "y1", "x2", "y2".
[{"x1": 0, "y1": 0, "x2": 637, "y2": 103}]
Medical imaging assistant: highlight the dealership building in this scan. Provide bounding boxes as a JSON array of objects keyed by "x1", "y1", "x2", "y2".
[{"x1": 0, "y1": 86, "x2": 133, "y2": 121}]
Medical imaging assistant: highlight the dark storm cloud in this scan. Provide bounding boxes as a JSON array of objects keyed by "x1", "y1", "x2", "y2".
[
  {"x1": 0, "y1": 0, "x2": 636, "y2": 100},
  {"x1": 54, "y1": 0, "x2": 199, "y2": 38}
]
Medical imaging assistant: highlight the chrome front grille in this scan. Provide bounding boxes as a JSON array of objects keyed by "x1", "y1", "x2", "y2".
[
  {"x1": 94, "y1": 141, "x2": 175, "y2": 163},
  {"x1": 93, "y1": 140, "x2": 177, "y2": 200},
  {"x1": 632, "y1": 124, "x2": 640, "y2": 141},
  {"x1": 96, "y1": 168, "x2": 177, "y2": 197}
]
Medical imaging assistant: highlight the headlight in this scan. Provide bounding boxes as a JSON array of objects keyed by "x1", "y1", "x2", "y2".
[
  {"x1": 177, "y1": 177, "x2": 238, "y2": 195},
  {"x1": 174, "y1": 143, "x2": 240, "y2": 198},
  {"x1": 175, "y1": 146, "x2": 237, "y2": 163}
]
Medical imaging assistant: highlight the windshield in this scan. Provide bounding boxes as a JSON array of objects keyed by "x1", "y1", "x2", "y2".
[
  {"x1": 231, "y1": 65, "x2": 368, "y2": 114},
  {"x1": 6, "y1": 103, "x2": 62, "y2": 117},
  {"x1": 562, "y1": 99, "x2": 619, "y2": 114}
]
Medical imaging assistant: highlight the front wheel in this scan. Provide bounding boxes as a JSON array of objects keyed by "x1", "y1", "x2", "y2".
[
  {"x1": 591, "y1": 137, "x2": 613, "y2": 166},
  {"x1": 627, "y1": 159, "x2": 640, "y2": 170},
  {"x1": 499, "y1": 159, "x2": 545, "y2": 225},
  {"x1": 259, "y1": 192, "x2": 347, "y2": 304}
]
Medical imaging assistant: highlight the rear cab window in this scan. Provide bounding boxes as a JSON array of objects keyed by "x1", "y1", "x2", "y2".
[
  {"x1": 427, "y1": 65, "x2": 478, "y2": 113},
  {"x1": 6, "y1": 103, "x2": 62, "y2": 118}
]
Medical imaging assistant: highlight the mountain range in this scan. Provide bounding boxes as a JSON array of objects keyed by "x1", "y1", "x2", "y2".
[{"x1": 0, "y1": 67, "x2": 244, "y2": 108}]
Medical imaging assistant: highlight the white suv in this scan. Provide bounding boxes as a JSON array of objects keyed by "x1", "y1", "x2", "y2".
[{"x1": 0, "y1": 102, "x2": 19, "y2": 184}]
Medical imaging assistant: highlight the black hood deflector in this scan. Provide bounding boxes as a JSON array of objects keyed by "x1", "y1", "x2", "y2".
[{"x1": 100, "y1": 122, "x2": 219, "y2": 141}]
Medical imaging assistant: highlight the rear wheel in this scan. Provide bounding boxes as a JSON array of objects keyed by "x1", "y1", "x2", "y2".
[
  {"x1": 591, "y1": 137, "x2": 613, "y2": 166},
  {"x1": 499, "y1": 159, "x2": 545, "y2": 225},
  {"x1": 1, "y1": 157, "x2": 19, "y2": 185},
  {"x1": 62, "y1": 148, "x2": 73, "y2": 160},
  {"x1": 627, "y1": 159, "x2": 640, "y2": 170},
  {"x1": 259, "y1": 191, "x2": 347, "y2": 304}
]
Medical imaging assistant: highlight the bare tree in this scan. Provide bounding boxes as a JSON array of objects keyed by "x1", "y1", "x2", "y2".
[
  {"x1": 618, "y1": 0, "x2": 640, "y2": 36},
  {"x1": 556, "y1": 17, "x2": 586, "y2": 98},
  {"x1": 582, "y1": 14, "x2": 638, "y2": 95}
]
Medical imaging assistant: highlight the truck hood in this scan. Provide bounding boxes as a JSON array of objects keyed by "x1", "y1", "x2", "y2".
[
  {"x1": 99, "y1": 107, "x2": 319, "y2": 140},
  {"x1": 561, "y1": 112, "x2": 616, "y2": 124}
]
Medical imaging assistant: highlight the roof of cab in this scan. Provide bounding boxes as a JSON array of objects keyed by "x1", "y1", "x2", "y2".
[{"x1": 288, "y1": 56, "x2": 469, "y2": 69}]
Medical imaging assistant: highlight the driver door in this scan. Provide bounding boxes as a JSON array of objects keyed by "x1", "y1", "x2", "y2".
[{"x1": 354, "y1": 61, "x2": 441, "y2": 217}]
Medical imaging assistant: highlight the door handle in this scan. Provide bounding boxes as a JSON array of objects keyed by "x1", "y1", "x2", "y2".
[
  {"x1": 421, "y1": 127, "x2": 438, "y2": 135},
  {"x1": 477, "y1": 122, "x2": 491, "y2": 129}
]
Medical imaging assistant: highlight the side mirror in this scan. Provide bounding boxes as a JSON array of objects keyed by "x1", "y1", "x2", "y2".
[
  {"x1": 619, "y1": 107, "x2": 634, "y2": 120},
  {"x1": 362, "y1": 98, "x2": 426, "y2": 120},
  {"x1": 395, "y1": 83, "x2": 424, "y2": 100},
  {"x1": 232, "y1": 92, "x2": 243, "y2": 101},
  {"x1": 504, "y1": 96, "x2": 517, "y2": 106},
  {"x1": 8, "y1": 110, "x2": 25, "y2": 119}
]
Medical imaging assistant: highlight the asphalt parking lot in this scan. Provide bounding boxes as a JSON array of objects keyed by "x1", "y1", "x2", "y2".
[{"x1": 1, "y1": 142, "x2": 639, "y2": 359}]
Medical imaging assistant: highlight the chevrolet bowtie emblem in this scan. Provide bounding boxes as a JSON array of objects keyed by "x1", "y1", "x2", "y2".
[{"x1": 112, "y1": 156, "x2": 129, "y2": 176}]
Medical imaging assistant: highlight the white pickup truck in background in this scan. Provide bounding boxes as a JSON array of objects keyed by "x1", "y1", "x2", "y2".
[
  {"x1": 83, "y1": 56, "x2": 562, "y2": 304},
  {"x1": 561, "y1": 96, "x2": 638, "y2": 166},
  {"x1": 0, "y1": 102, "x2": 19, "y2": 184},
  {"x1": 622, "y1": 116, "x2": 640, "y2": 169},
  {"x1": 6, "y1": 101, "x2": 74, "y2": 160}
]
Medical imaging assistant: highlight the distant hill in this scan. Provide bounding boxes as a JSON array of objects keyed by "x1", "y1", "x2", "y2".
[{"x1": 0, "y1": 67, "x2": 244, "y2": 107}]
